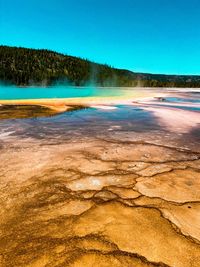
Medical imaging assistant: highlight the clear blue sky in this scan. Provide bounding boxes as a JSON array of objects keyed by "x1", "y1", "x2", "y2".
[{"x1": 0, "y1": 0, "x2": 200, "y2": 75}]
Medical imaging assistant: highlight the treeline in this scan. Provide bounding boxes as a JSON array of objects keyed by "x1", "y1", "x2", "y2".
[{"x1": 1, "y1": 45, "x2": 200, "y2": 87}]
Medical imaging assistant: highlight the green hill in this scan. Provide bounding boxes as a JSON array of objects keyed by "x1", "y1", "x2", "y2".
[{"x1": 1, "y1": 45, "x2": 200, "y2": 87}]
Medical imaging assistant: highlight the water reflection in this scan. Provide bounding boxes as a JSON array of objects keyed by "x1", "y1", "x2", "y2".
[{"x1": 0, "y1": 89, "x2": 199, "y2": 150}]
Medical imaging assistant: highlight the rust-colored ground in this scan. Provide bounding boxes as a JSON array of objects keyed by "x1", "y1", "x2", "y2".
[{"x1": 0, "y1": 134, "x2": 200, "y2": 267}]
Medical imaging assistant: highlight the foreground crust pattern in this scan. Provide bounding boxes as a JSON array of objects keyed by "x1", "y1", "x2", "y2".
[{"x1": 0, "y1": 137, "x2": 200, "y2": 267}]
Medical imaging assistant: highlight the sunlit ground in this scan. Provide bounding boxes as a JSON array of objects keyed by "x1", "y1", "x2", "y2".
[{"x1": 0, "y1": 88, "x2": 200, "y2": 267}]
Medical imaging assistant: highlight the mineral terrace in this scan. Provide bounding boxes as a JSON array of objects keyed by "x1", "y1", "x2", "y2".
[{"x1": 0, "y1": 129, "x2": 200, "y2": 267}]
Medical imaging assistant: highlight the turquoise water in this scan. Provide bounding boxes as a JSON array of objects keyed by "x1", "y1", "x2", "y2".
[
  {"x1": 0, "y1": 85, "x2": 125, "y2": 100},
  {"x1": 0, "y1": 88, "x2": 199, "y2": 146}
]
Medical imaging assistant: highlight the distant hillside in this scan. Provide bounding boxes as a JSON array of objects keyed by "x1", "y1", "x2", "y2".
[{"x1": 1, "y1": 45, "x2": 200, "y2": 87}]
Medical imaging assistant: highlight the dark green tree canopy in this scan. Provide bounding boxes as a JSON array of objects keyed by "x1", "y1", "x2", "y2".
[{"x1": 1, "y1": 45, "x2": 200, "y2": 87}]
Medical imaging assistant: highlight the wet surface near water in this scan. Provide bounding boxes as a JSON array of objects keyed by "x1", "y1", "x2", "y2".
[
  {"x1": 0, "y1": 88, "x2": 200, "y2": 267},
  {"x1": 0, "y1": 106, "x2": 160, "y2": 137}
]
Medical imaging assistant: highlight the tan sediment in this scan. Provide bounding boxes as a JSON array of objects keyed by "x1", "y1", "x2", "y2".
[
  {"x1": 135, "y1": 169, "x2": 200, "y2": 203},
  {"x1": 1, "y1": 88, "x2": 200, "y2": 266},
  {"x1": 0, "y1": 134, "x2": 200, "y2": 267}
]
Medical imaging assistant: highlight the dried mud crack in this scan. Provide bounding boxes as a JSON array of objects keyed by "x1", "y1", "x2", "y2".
[{"x1": 0, "y1": 137, "x2": 200, "y2": 267}]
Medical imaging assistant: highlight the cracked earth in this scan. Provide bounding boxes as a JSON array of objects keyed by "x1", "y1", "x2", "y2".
[
  {"x1": 0, "y1": 91, "x2": 200, "y2": 267},
  {"x1": 0, "y1": 132, "x2": 200, "y2": 267}
]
